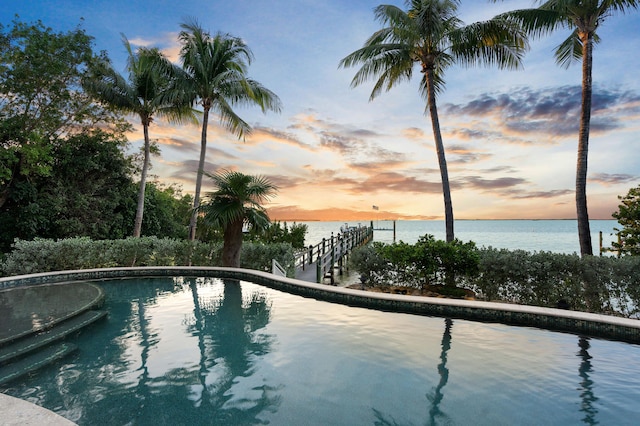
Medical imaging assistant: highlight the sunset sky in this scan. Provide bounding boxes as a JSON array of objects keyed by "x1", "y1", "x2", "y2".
[{"x1": 5, "y1": 1, "x2": 639, "y2": 221}]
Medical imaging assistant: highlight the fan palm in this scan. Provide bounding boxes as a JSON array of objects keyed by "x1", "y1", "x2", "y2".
[
  {"x1": 199, "y1": 170, "x2": 277, "y2": 267},
  {"x1": 177, "y1": 20, "x2": 282, "y2": 241},
  {"x1": 492, "y1": 0, "x2": 639, "y2": 255},
  {"x1": 339, "y1": 0, "x2": 527, "y2": 242},
  {"x1": 84, "y1": 36, "x2": 196, "y2": 237}
]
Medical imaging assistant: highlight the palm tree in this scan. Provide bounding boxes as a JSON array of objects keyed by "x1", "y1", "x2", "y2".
[
  {"x1": 84, "y1": 36, "x2": 196, "y2": 237},
  {"x1": 199, "y1": 170, "x2": 277, "y2": 267},
  {"x1": 177, "y1": 20, "x2": 282, "y2": 241},
  {"x1": 339, "y1": 0, "x2": 527, "y2": 242},
  {"x1": 492, "y1": 1, "x2": 639, "y2": 255}
]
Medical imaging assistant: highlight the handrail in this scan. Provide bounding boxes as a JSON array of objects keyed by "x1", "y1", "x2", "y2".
[
  {"x1": 294, "y1": 225, "x2": 373, "y2": 282},
  {"x1": 271, "y1": 259, "x2": 287, "y2": 277}
]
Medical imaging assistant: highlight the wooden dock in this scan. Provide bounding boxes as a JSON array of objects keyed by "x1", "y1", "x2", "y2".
[{"x1": 294, "y1": 225, "x2": 373, "y2": 283}]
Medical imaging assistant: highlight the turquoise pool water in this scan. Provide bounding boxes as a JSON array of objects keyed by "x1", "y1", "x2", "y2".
[{"x1": 3, "y1": 277, "x2": 640, "y2": 425}]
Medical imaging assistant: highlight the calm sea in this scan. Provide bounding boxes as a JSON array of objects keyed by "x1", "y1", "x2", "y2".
[{"x1": 291, "y1": 219, "x2": 620, "y2": 255}]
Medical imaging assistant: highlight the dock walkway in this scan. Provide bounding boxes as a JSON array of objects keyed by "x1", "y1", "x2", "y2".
[{"x1": 294, "y1": 225, "x2": 373, "y2": 283}]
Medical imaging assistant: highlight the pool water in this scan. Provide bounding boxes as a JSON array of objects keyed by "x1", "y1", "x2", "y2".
[{"x1": 3, "y1": 277, "x2": 640, "y2": 425}]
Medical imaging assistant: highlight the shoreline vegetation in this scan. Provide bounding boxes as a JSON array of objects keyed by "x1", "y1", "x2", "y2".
[{"x1": 3, "y1": 234, "x2": 639, "y2": 319}]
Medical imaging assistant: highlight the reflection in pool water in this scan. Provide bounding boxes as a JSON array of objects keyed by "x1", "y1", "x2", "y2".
[{"x1": 3, "y1": 277, "x2": 640, "y2": 425}]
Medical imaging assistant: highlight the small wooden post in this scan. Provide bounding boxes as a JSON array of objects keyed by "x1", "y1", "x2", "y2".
[
  {"x1": 599, "y1": 231, "x2": 603, "y2": 256},
  {"x1": 393, "y1": 220, "x2": 396, "y2": 242}
]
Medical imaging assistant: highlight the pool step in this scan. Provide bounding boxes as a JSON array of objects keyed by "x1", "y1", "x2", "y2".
[
  {"x1": 0, "y1": 342, "x2": 78, "y2": 386},
  {"x1": 0, "y1": 310, "x2": 107, "y2": 364},
  {"x1": 0, "y1": 309, "x2": 107, "y2": 386}
]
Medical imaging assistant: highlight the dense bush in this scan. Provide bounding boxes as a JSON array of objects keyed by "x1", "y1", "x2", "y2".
[
  {"x1": 612, "y1": 185, "x2": 640, "y2": 256},
  {"x1": 472, "y1": 249, "x2": 640, "y2": 317},
  {"x1": 350, "y1": 237, "x2": 640, "y2": 317},
  {"x1": 347, "y1": 243, "x2": 388, "y2": 286},
  {"x1": 1, "y1": 237, "x2": 295, "y2": 277},
  {"x1": 349, "y1": 235, "x2": 479, "y2": 288}
]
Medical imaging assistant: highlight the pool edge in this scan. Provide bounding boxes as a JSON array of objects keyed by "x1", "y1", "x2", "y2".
[{"x1": 2, "y1": 266, "x2": 638, "y2": 345}]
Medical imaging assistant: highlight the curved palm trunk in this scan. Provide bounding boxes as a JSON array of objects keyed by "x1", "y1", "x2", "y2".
[
  {"x1": 425, "y1": 69, "x2": 454, "y2": 242},
  {"x1": 222, "y1": 219, "x2": 244, "y2": 267},
  {"x1": 133, "y1": 122, "x2": 151, "y2": 237},
  {"x1": 189, "y1": 106, "x2": 210, "y2": 240},
  {"x1": 577, "y1": 33, "x2": 593, "y2": 256}
]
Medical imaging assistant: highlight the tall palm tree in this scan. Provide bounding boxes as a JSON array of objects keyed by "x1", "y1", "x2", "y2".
[
  {"x1": 177, "y1": 20, "x2": 282, "y2": 241},
  {"x1": 339, "y1": 0, "x2": 527, "y2": 242},
  {"x1": 199, "y1": 170, "x2": 277, "y2": 267},
  {"x1": 84, "y1": 36, "x2": 196, "y2": 237},
  {"x1": 492, "y1": 1, "x2": 639, "y2": 256}
]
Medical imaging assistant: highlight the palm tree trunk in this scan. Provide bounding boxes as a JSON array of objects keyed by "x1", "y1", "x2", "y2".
[
  {"x1": 189, "y1": 107, "x2": 210, "y2": 240},
  {"x1": 425, "y1": 69, "x2": 454, "y2": 242},
  {"x1": 133, "y1": 122, "x2": 151, "y2": 237},
  {"x1": 577, "y1": 33, "x2": 593, "y2": 256},
  {"x1": 222, "y1": 220, "x2": 244, "y2": 267}
]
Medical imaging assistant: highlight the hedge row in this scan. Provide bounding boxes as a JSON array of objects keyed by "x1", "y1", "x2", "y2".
[
  {"x1": 473, "y1": 248, "x2": 640, "y2": 317},
  {"x1": 1, "y1": 237, "x2": 296, "y2": 277},
  {"x1": 350, "y1": 243, "x2": 640, "y2": 318}
]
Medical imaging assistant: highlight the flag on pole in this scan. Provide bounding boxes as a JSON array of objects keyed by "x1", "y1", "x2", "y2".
[{"x1": 372, "y1": 205, "x2": 379, "y2": 210}]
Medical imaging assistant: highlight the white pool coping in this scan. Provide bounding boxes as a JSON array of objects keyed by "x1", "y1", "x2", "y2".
[{"x1": 0, "y1": 393, "x2": 76, "y2": 425}]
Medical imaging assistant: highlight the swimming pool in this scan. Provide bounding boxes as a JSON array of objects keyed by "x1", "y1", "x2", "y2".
[{"x1": 2, "y1": 276, "x2": 639, "y2": 425}]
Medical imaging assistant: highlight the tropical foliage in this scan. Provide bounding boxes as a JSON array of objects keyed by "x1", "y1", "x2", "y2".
[
  {"x1": 492, "y1": 0, "x2": 640, "y2": 256},
  {"x1": 0, "y1": 19, "x2": 122, "y2": 210},
  {"x1": 0, "y1": 129, "x2": 193, "y2": 252},
  {"x1": 199, "y1": 170, "x2": 278, "y2": 267},
  {"x1": 176, "y1": 19, "x2": 282, "y2": 240},
  {"x1": 84, "y1": 36, "x2": 196, "y2": 237},
  {"x1": 612, "y1": 184, "x2": 640, "y2": 256},
  {"x1": 340, "y1": 0, "x2": 527, "y2": 242}
]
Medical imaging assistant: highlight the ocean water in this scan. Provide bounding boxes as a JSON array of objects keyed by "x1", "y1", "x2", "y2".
[{"x1": 291, "y1": 219, "x2": 619, "y2": 255}]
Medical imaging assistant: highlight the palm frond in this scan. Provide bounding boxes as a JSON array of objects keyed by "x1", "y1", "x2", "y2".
[
  {"x1": 178, "y1": 19, "x2": 280, "y2": 138},
  {"x1": 554, "y1": 28, "x2": 582, "y2": 68},
  {"x1": 494, "y1": 8, "x2": 567, "y2": 38},
  {"x1": 449, "y1": 18, "x2": 528, "y2": 70},
  {"x1": 200, "y1": 170, "x2": 277, "y2": 229}
]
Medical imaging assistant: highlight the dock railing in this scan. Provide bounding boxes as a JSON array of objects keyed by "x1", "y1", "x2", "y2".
[{"x1": 294, "y1": 224, "x2": 373, "y2": 283}]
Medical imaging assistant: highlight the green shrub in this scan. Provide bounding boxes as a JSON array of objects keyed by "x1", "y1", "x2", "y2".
[
  {"x1": 470, "y1": 248, "x2": 640, "y2": 317},
  {"x1": 350, "y1": 235, "x2": 479, "y2": 289},
  {"x1": 350, "y1": 238, "x2": 640, "y2": 317},
  {"x1": 349, "y1": 243, "x2": 388, "y2": 287},
  {"x1": 1, "y1": 237, "x2": 295, "y2": 277},
  {"x1": 240, "y1": 242, "x2": 295, "y2": 276},
  {"x1": 612, "y1": 185, "x2": 640, "y2": 256}
]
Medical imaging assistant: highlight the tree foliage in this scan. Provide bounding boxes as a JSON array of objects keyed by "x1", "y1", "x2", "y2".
[
  {"x1": 340, "y1": 0, "x2": 527, "y2": 242},
  {"x1": 492, "y1": 0, "x2": 640, "y2": 255},
  {"x1": 176, "y1": 19, "x2": 282, "y2": 240},
  {"x1": 0, "y1": 128, "x2": 193, "y2": 252},
  {"x1": 0, "y1": 130, "x2": 136, "y2": 251},
  {"x1": 84, "y1": 36, "x2": 196, "y2": 237},
  {"x1": 199, "y1": 170, "x2": 278, "y2": 267},
  {"x1": 612, "y1": 185, "x2": 640, "y2": 256},
  {"x1": 0, "y1": 18, "x2": 123, "y2": 208}
]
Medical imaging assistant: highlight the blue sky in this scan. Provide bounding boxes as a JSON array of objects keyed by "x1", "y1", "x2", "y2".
[{"x1": 4, "y1": 0, "x2": 640, "y2": 221}]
